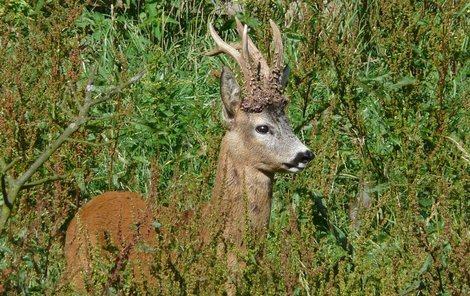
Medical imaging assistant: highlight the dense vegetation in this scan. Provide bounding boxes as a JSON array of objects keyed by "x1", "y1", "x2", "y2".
[{"x1": 0, "y1": 0, "x2": 468, "y2": 294}]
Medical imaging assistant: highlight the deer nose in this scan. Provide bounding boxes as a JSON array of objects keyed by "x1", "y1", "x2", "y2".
[{"x1": 299, "y1": 150, "x2": 313, "y2": 164}]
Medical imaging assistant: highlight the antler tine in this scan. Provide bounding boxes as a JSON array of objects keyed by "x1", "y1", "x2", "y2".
[
  {"x1": 269, "y1": 19, "x2": 284, "y2": 71},
  {"x1": 241, "y1": 24, "x2": 249, "y2": 62},
  {"x1": 208, "y1": 22, "x2": 252, "y2": 81},
  {"x1": 208, "y1": 23, "x2": 241, "y2": 60},
  {"x1": 235, "y1": 18, "x2": 270, "y2": 77},
  {"x1": 207, "y1": 42, "x2": 242, "y2": 56}
]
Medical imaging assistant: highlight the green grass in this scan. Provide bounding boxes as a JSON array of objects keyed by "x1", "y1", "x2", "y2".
[{"x1": 0, "y1": 0, "x2": 468, "y2": 294}]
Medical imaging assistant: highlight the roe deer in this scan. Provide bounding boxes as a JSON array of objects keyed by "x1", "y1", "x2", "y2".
[{"x1": 64, "y1": 19, "x2": 313, "y2": 293}]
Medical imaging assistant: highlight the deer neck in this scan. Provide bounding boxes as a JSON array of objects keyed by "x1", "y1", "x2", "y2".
[{"x1": 209, "y1": 135, "x2": 274, "y2": 241}]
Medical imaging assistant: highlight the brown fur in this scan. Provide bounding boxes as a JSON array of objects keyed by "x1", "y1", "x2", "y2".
[{"x1": 65, "y1": 192, "x2": 156, "y2": 291}]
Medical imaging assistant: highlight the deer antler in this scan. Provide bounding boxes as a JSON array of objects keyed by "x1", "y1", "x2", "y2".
[
  {"x1": 270, "y1": 19, "x2": 284, "y2": 72},
  {"x1": 208, "y1": 19, "x2": 288, "y2": 112},
  {"x1": 234, "y1": 19, "x2": 270, "y2": 78},
  {"x1": 208, "y1": 22, "x2": 251, "y2": 84}
]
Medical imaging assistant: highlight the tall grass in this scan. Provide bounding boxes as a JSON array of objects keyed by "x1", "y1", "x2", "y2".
[{"x1": 0, "y1": 0, "x2": 468, "y2": 294}]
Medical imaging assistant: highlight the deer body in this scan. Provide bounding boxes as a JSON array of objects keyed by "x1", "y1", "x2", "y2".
[
  {"x1": 65, "y1": 19, "x2": 313, "y2": 293},
  {"x1": 65, "y1": 191, "x2": 156, "y2": 291}
]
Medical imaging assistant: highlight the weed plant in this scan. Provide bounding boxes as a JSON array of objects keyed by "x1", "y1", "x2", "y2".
[{"x1": 0, "y1": 0, "x2": 468, "y2": 294}]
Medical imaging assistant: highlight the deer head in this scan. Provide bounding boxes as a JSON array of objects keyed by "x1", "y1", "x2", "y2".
[{"x1": 208, "y1": 19, "x2": 313, "y2": 175}]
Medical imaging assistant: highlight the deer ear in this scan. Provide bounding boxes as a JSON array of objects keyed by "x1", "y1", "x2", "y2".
[
  {"x1": 279, "y1": 64, "x2": 290, "y2": 91},
  {"x1": 220, "y1": 66, "x2": 241, "y2": 124}
]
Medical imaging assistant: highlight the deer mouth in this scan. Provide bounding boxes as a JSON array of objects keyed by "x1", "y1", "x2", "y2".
[
  {"x1": 283, "y1": 150, "x2": 313, "y2": 173},
  {"x1": 283, "y1": 161, "x2": 307, "y2": 173}
]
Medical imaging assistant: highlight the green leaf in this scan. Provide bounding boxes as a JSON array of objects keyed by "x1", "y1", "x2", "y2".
[
  {"x1": 395, "y1": 76, "x2": 416, "y2": 87},
  {"x1": 419, "y1": 254, "x2": 433, "y2": 275}
]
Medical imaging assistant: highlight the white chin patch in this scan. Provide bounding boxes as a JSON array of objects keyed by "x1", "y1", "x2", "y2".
[
  {"x1": 298, "y1": 162, "x2": 306, "y2": 168},
  {"x1": 287, "y1": 167, "x2": 303, "y2": 173}
]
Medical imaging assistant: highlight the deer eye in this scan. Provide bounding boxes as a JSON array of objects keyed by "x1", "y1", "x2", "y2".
[{"x1": 255, "y1": 125, "x2": 270, "y2": 134}]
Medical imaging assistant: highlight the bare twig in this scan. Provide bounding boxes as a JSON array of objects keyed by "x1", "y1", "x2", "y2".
[
  {"x1": 22, "y1": 175, "x2": 66, "y2": 189},
  {"x1": 88, "y1": 70, "x2": 145, "y2": 106},
  {"x1": 0, "y1": 157, "x2": 22, "y2": 175}
]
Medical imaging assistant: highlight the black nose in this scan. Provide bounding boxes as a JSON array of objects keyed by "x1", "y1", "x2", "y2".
[{"x1": 296, "y1": 150, "x2": 314, "y2": 164}]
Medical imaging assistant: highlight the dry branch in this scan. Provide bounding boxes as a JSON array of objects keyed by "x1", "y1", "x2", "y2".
[{"x1": 0, "y1": 69, "x2": 146, "y2": 233}]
